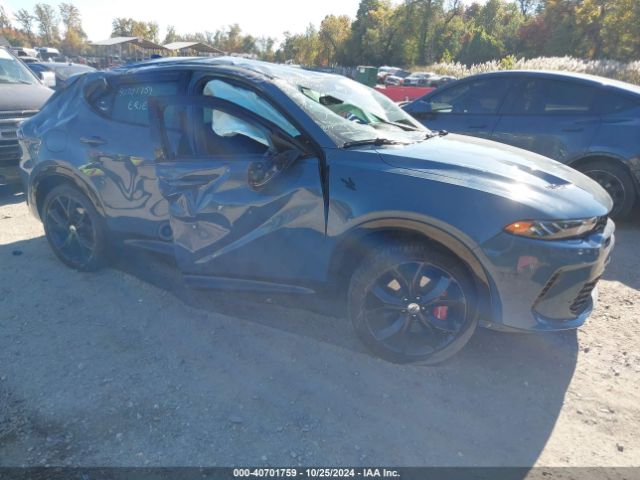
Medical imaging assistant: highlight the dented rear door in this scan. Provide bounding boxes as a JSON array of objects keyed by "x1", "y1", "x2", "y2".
[{"x1": 148, "y1": 95, "x2": 328, "y2": 284}]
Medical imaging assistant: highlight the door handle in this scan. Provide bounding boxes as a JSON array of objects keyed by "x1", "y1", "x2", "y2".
[
  {"x1": 468, "y1": 124, "x2": 487, "y2": 129},
  {"x1": 80, "y1": 136, "x2": 107, "y2": 147}
]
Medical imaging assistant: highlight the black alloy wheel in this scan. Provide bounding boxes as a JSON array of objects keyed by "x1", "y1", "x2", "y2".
[
  {"x1": 349, "y1": 244, "x2": 478, "y2": 364},
  {"x1": 42, "y1": 185, "x2": 107, "y2": 271}
]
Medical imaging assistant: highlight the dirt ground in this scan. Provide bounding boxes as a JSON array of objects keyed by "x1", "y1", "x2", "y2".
[{"x1": 0, "y1": 184, "x2": 639, "y2": 467}]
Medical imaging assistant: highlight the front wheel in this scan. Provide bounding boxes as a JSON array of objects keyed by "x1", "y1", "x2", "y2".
[
  {"x1": 42, "y1": 184, "x2": 108, "y2": 271},
  {"x1": 348, "y1": 243, "x2": 478, "y2": 365},
  {"x1": 578, "y1": 160, "x2": 636, "y2": 220}
]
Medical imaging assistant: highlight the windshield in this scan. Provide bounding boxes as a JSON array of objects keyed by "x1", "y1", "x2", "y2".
[
  {"x1": 0, "y1": 49, "x2": 39, "y2": 85},
  {"x1": 276, "y1": 72, "x2": 429, "y2": 147}
]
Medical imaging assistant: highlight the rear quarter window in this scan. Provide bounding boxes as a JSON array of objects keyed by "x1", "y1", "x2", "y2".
[
  {"x1": 597, "y1": 90, "x2": 640, "y2": 115},
  {"x1": 112, "y1": 82, "x2": 179, "y2": 125},
  {"x1": 88, "y1": 79, "x2": 179, "y2": 126}
]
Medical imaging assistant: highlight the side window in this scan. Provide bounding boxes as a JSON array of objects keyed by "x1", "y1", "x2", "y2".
[
  {"x1": 597, "y1": 90, "x2": 640, "y2": 115},
  {"x1": 162, "y1": 104, "x2": 272, "y2": 159},
  {"x1": 510, "y1": 79, "x2": 596, "y2": 114},
  {"x1": 425, "y1": 78, "x2": 510, "y2": 114},
  {"x1": 201, "y1": 106, "x2": 272, "y2": 156},
  {"x1": 202, "y1": 79, "x2": 300, "y2": 138},
  {"x1": 88, "y1": 79, "x2": 179, "y2": 126}
]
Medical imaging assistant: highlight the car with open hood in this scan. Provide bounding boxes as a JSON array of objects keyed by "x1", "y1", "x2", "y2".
[{"x1": 18, "y1": 57, "x2": 615, "y2": 364}]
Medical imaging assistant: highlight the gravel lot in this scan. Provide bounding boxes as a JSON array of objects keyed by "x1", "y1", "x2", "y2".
[{"x1": 1, "y1": 184, "x2": 639, "y2": 467}]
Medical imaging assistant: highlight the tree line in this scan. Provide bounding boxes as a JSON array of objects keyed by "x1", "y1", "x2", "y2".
[
  {"x1": 1, "y1": 2, "x2": 86, "y2": 55},
  {"x1": 1, "y1": 0, "x2": 638, "y2": 66}
]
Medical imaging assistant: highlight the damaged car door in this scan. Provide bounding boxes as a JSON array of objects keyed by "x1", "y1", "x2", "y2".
[{"x1": 148, "y1": 95, "x2": 327, "y2": 289}]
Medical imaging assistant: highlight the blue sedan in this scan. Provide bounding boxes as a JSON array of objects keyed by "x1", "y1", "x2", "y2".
[{"x1": 403, "y1": 70, "x2": 640, "y2": 219}]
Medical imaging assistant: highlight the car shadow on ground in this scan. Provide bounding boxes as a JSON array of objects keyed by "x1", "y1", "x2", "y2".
[
  {"x1": 10, "y1": 231, "x2": 592, "y2": 466},
  {"x1": 1, "y1": 232, "x2": 580, "y2": 467}
]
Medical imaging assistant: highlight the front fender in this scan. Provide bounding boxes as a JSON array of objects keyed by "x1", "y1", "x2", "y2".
[{"x1": 328, "y1": 215, "x2": 501, "y2": 327}]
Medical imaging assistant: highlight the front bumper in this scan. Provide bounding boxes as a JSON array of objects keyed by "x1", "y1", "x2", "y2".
[
  {"x1": 478, "y1": 218, "x2": 615, "y2": 332},
  {"x1": 1, "y1": 110, "x2": 38, "y2": 186}
]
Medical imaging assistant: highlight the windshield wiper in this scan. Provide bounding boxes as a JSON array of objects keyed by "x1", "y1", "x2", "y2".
[
  {"x1": 342, "y1": 138, "x2": 403, "y2": 149},
  {"x1": 372, "y1": 115, "x2": 422, "y2": 132},
  {"x1": 423, "y1": 130, "x2": 449, "y2": 140}
]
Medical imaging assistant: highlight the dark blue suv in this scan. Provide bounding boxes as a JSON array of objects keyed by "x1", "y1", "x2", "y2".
[
  {"x1": 403, "y1": 71, "x2": 640, "y2": 219},
  {"x1": 19, "y1": 58, "x2": 615, "y2": 364}
]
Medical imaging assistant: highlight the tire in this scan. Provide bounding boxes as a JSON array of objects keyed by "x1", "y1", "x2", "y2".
[
  {"x1": 577, "y1": 160, "x2": 636, "y2": 220},
  {"x1": 42, "y1": 184, "x2": 108, "y2": 272},
  {"x1": 348, "y1": 243, "x2": 478, "y2": 365}
]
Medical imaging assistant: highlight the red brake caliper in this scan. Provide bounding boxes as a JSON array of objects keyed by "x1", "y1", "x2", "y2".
[{"x1": 433, "y1": 306, "x2": 449, "y2": 320}]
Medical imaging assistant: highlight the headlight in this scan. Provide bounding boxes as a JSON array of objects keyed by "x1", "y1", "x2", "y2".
[{"x1": 504, "y1": 217, "x2": 598, "y2": 240}]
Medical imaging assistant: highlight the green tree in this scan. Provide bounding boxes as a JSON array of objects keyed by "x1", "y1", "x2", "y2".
[
  {"x1": 256, "y1": 36, "x2": 276, "y2": 61},
  {"x1": 111, "y1": 18, "x2": 159, "y2": 43},
  {"x1": 59, "y1": 3, "x2": 86, "y2": 54},
  {"x1": 600, "y1": 0, "x2": 640, "y2": 60},
  {"x1": 34, "y1": 3, "x2": 60, "y2": 45},
  {"x1": 348, "y1": 0, "x2": 386, "y2": 64},
  {"x1": 163, "y1": 25, "x2": 179, "y2": 44},
  {"x1": 319, "y1": 14, "x2": 352, "y2": 65},
  {"x1": 459, "y1": 28, "x2": 503, "y2": 64}
]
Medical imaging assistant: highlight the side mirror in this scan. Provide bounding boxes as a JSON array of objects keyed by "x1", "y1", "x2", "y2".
[
  {"x1": 409, "y1": 101, "x2": 435, "y2": 118},
  {"x1": 38, "y1": 71, "x2": 56, "y2": 89},
  {"x1": 248, "y1": 149, "x2": 301, "y2": 189}
]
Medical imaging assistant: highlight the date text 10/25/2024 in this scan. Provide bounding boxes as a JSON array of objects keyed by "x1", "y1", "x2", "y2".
[{"x1": 232, "y1": 468, "x2": 400, "y2": 478}]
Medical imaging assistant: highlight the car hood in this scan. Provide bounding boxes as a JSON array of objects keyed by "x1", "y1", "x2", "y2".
[
  {"x1": 379, "y1": 133, "x2": 612, "y2": 218},
  {"x1": 0, "y1": 84, "x2": 52, "y2": 111}
]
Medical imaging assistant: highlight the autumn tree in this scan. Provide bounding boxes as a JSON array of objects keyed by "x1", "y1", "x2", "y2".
[
  {"x1": 60, "y1": 3, "x2": 86, "y2": 54},
  {"x1": 111, "y1": 18, "x2": 159, "y2": 43}
]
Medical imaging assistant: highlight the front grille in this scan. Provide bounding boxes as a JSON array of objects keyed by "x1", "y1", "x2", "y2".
[
  {"x1": 593, "y1": 216, "x2": 608, "y2": 234},
  {"x1": 0, "y1": 110, "x2": 37, "y2": 166},
  {"x1": 569, "y1": 277, "x2": 600, "y2": 315},
  {"x1": 0, "y1": 139, "x2": 21, "y2": 165},
  {"x1": 0, "y1": 110, "x2": 38, "y2": 121}
]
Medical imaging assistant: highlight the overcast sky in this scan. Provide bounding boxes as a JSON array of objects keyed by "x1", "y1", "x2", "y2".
[{"x1": 1, "y1": 0, "x2": 488, "y2": 43}]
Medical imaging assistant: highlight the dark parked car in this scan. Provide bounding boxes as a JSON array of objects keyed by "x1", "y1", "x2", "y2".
[
  {"x1": 403, "y1": 70, "x2": 640, "y2": 218},
  {"x1": 27, "y1": 62, "x2": 96, "y2": 90},
  {"x1": 0, "y1": 47, "x2": 52, "y2": 185},
  {"x1": 19, "y1": 58, "x2": 614, "y2": 364}
]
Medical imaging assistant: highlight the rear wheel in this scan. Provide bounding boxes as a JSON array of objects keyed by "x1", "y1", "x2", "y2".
[
  {"x1": 578, "y1": 160, "x2": 636, "y2": 220},
  {"x1": 348, "y1": 243, "x2": 478, "y2": 365},
  {"x1": 42, "y1": 184, "x2": 107, "y2": 271}
]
